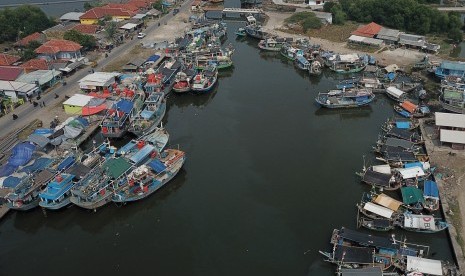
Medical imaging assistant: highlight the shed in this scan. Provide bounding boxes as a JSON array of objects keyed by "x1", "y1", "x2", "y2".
[
  {"x1": 0, "y1": 80, "x2": 39, "y2": 99},
  {"x1": 122, "y1": 57, "x2": 146, "y2": 71},
  {"x1": 16, "y1": 70, "x2": 62, "y2": 87},
  {"x1": 120, "y1": 23, "x2": 138, "y2": 30},
  {"x1": 440, "y1": 129, "x2": 465, "y2": 145},
  {"x1": 399, "y1": 33, "x2": 426, "y2": 48},
  {"x1": 63, "y1": 94, "x2": 94, "y2": 114},
  {"x1": 78, "y1": 72, "x2": 120, "y2": 91},
  {"x1": 60, "y1": 12, "x2": 85, "y2": 21},
  {"x1": 406, "y1": 256, "x2": 443, "y2": 276},
  {"x1": 132, "y1": 13, "x2": 147, "y2": 20},
  {"x1": 435, "y1": 112, "x2": 465, "y2": 128},
  {"x1": 351, "y1": 22, "x2": 382, "y2": 38},
  {"x1": 376, "y1": 27, "x2": 400, "y2": 44},
  {"x1": 348, "y1": 35, "x2": 383, "y2": 47}
]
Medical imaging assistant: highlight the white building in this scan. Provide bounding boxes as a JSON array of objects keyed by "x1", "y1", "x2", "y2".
[{"x1": 435, "y1": 112, "x2": 465, "y2": 149}]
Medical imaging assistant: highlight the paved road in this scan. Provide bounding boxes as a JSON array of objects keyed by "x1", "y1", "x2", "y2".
[{"x1": 0, "y1": 0, "x2": 193, "y2": 139}]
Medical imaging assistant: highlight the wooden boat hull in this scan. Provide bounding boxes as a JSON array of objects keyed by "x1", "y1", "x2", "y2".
[
  {"x1": 245, "y1": 27, "x2": 267, "y2": 40},
  {"x1": 70, "y1": 193, "x2": 113, "y2": 210},
  {"x1": 102, "y1": 129, "x2": 127, "y2": 139},
  {"x1": 39, "y1": 197, "x2": 72, "y2": 210},
  {"x1": 8, "y1": 198, "x2": 40, "y2": 211},
  {"x1": 129, "y1": 104, "x2": 166, "y2": 137},
  {"x1": 315, "y1": 95, "x2": 375, "y2": 109},
  {"x1": 172, "y1": 81, "x2": 191, "y2": 93},
  {"x1": 331, "y1": 65, "x2": 366, "y2": 74}
]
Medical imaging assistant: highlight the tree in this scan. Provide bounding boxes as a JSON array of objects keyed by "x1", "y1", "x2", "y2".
[
  {"x1": 448, "y1": 28, "x2": 463, "y2": 43},
  {"x1": 152, "y1": 0, "x2": 163, "y2": 11},
  {"x1": 20, "y1": 40, "x2": 41, "y2": 61},
  {"x1": 63, "y1": 29, "x2": 96, "y2": 50},
  {"x1": 105, "y1": 21, "x2": 117, "y2": 40}
]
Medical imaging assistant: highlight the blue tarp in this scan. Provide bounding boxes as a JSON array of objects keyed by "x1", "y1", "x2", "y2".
[
  {"x1": 75, "y1": 117, "x2": 89, "y2": 127},
  {"x1": 396, "y1": 121, "x2": 410, "y2": 129},
  {"x1": 19, "y1": 157, "x2": 53, "y2": 173},
  {"x1": 140, "y1": 109, "x2": 155, "y2": 119},
  {"x1": 296, "y1": 56, "x2": 310, "y2": 66},
  {"x1": 3, "y1": 176, "x2": 22, "y2": 188},
  {"x1": 420, "y1": 106, "x2": 430, "y2": 114},
  {"x1": 118, "y1": 141, "x2": 136, "y2": 155},
  {"x1": 146, "y1": 55, "x2": 160, "y2": 63},
  {"x1": 424, "y1": 180, "x2": 439, "y2": 198},
  {"x1": 116, "y1": 99, "x2": 134, "y2": 114},
  {"x1": 148, "y1": 159, "x2": 166, "y2": 173},
  {"x1": 58, "y1": 156, "x2": 75, "y2": 171},
  {"x1": 130, "y1": 144, "x2": 154, "y2": 164},
  {"x1": 386, "y1": 72, "x2": 396, "y2": 81},
  {"x1": 0, "y1": 164, "x2": 17, "y2": 178},
  {"x1": 396, "y1": 110, "x2": 411, "y2": 118},
  {"x1": 404, "y1": 162, "x2": 422, "y2": 169},
  {"x1": 34, "y1": 128, "x2": 53, "y2": 135},
  {"x1": 8, "y1": 142, "x2": 35, "y2": 167}
]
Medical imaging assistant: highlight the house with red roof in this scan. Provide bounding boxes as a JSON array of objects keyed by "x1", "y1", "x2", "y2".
[
  {"x1": 351, "y1": 22, "x2": 382, "y2": 38},
  {"x1": 72, "y1": 24, "x2": 100, "y2": 35},
  {"x1": 0, "y1": 54, "x2": 21, "y2": 66},
  {"x1": 79, "y1": 7, "x2": 136, "y2": 25},
  {"x1": 105, "y1": 3, "x2": 140, "y2": 12},
  {"x1": 14, "y1": 32, "x2": 47, "y2": 48},
  {"x1": 0, "y1": 66, "x2": 25, "y2": 81},
  {"x1": 20, "y1": 58, "x2": 50, "y2": 72},
  {"x1": 34, "y1": 39, "x2": 82, "y2": 61}
]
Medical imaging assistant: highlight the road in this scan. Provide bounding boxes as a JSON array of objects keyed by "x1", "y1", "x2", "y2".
[{"x1": 0, "y1": 0, "x2": 194, "y2": 139}]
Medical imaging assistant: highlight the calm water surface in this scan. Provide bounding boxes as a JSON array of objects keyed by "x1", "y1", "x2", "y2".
[{"x1": 0, "y1": 16, "x2": 454, "y2": 276}]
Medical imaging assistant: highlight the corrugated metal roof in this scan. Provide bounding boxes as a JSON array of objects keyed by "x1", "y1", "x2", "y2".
[
  {"x1": 441, "y1": 129, "x2": 465, "y2": 144},
  {"x1": 440, "y1": 61, "x2": 465, "y2": 71},
  {"x1": 435, "y1": 112, "x2": 465, "y2": 128},
  {"x1": 376, "y1": 27, "x2": 400, "y2": 41}
]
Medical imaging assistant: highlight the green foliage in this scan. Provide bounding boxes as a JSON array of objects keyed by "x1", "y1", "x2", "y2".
[
  {"x1": 0, "y1": 5, "x2": 54, "y2": 43},
  {"x1": 84, "y1": 1, "x2": 103, "y2": 11},
  {"x1": 105, "y1": 21, "x2": 117, "y2": 40},
  {"x1": 448, "y1": 28, "x2": 463, "y2": 43},
  {"x1": 285, "y1": 12, "x2": 322, "y2": 31},
  {"x1": 20, "y1": 40, "x2": 41, "y2": 61},
  {"x1": 338, "y1": 0, "x2": 463, "y2": 38},
  {"x1": 63, "y1": 29, "x2": 96, "y2": 50},
  {"x1": 26, "y1": 40, "x2": 41, "y2": 50},
  {"x1": 152, "y1": 0, "x2": 163, "y2": 11}
]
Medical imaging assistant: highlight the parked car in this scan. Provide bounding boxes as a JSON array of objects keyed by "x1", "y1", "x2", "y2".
[
  {"x1": 173, "y1": 9, "x2": 179, "y2": 15},
  {"x1": 137, "y1": 32, "x2": 147, "y2": 39}
]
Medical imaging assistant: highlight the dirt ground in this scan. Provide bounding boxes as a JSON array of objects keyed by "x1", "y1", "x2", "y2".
[
  {"x1": 145, "y1": 12, "x2": 191, "y2": 41},
  {"x1": 263, "y1": 11, "x2": 439, "y2": 67}
]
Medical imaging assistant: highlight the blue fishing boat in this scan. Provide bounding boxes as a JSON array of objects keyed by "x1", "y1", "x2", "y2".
[
  {"x1": 423, "y1": 180, "x2": 439, "y2": 212},
  {"x1": 336, "y1": 78, "x2": 360, "y2": 89},
  {"x1": 128, "y1": 91, "x2": 166, "y2": 137},
  {"x1": 39, "y1": 173, "x2": 77, "y2": 210},
  {"x1": 235, "y1": 27, "x2": 246, "y2": 37},
  {"x1": 294, "y1": 56, "x2": 311, "y2": 71},
  {"x1": 315, "y1": 88, "x2": 375, "y2": 108},
  {"x1": 280, "y1": 43, "x2": 303, "y2": 61},
  {"x1": 112, "y1": 148, "x2": 186, "y2": 203},
  {"x1": 101, "y1": 91, "x2": 143, "y2": 138},
  {"x1": 244, "y1": 16, "x2": 267, "y2": 40}
]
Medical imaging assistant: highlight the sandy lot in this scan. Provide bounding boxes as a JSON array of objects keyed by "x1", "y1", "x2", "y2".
[
  {"x1": 263, "y1": 11, "x2": 439, "y2": 67},
  {"x1": 145, "y1": 12, "x2": 192, "y2": 42}
]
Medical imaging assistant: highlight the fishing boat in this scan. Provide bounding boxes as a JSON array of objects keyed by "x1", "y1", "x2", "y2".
[
  {"x1": 439, "y1": 85, "x2": 465, "y2": 114},
  {"x1": 385, "y1": 86, "x2": 407, "y2": 102},
  {"x1": 309, "y1": 60, "x2": 322, "y2": 76},
  {"x1": 358, "y1": 217, "x2": 395, "y2": 232},
  {"x1": 244, "y1": 16, "x2": 267, "y2": 40},
  {"x1": 70, "y1": 157, "x2": 133, "y2": 210},
  {"x1": 258, "y1": 37, "x2": 285, "y2": 52},
  {"x1": 423, "y1": 180, "x2": 440, "y2": 212},
  {"x1": 328, "y1": 54, "x2": 366, "y2": 74},
  {"x1": 294, "y1": 56, "x2": 311, "y2": 71},
  {"x1": 357, "y1": 201, "x2": 399, "y2": 221},
  {"x1": 401, "y1": 186, "x2": 425, "y2": 213},
  {"x1": 191, "y1": 65, "x2": 218, "y2": 93},
  {"x1": 394, "y1": 101, "x2": 430, "y2": 118},
  {"x1": 100, "y1": 90, "x2": 144, "y2": 138},
  {"x1": 383, "y1": 127, "x2": 424, "y2": 144},
  {"x1": 336, "y1": 78, "x2": 360, "y2": 89},
  {"x1": 172, "y1": 69, "x2": 196, "y2": 93},
  {"x1": 280, "y1": 43, "x2": 304, "y2": 61},
  {"x1": 235, "y1": 27, "x2": 246, "y2": 36},
  {"x1": 394, "y1": 255, "x2": 459, "y2": 276},
  {"x1": 195, "y1": 55, "x2": 233, "y2": 70},
  {"x1": 128, "y1": 91, "x2": 166, "y2": 137},
  {"x1": 396, "y1": 212, "x2": 448, "y2": 233},
  {"x1": 6, "y1": 154, "x2": 76, "y2": 211},
  {"x1": 315, "y1": 88, "x2": 375, "y2": 108},
  {"x1": 357, "y1": 164, "x2": 399, "y2": 190},
  {"x1": 112, "y1": 148, "x2": 186, "y2": 203},
  {"x1": 381, "y1": 117, "x2": 419, "y2": 132},
  {"x1": 38, "y1": 173, "x2": 77, "y2": 210}
]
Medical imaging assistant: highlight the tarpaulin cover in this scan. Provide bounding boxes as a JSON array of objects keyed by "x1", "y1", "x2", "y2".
[
  {"x1": 19, "y1": 157, "x2": 53, "y2": 173},
  {"x1": 63, "y1": 125, "x2": 83, "y2": 139},
  {"x1": 115, "y1": 99, "x2": 134, "y2": 114},
  {"x1": 0, "y1": 164, "x2": 17, "y2": 177},
  {"x1": 49, "y1": 136, "x2": 63, "y2": 146},
  {"x1": 386, "y1": 72, "x2": 396, "y2": 80},
  {"x1": 129, "y1": 144, "x2": 154, "y2": 164},
  {"x1": 334, "y1": 245, "x2": 374, "y2": 264},
  {"x1": 146, "y1": 55, "x2": 160, "y2": 63},
  {"x1": 339, "y1": 228, "x2": 398, "y2": 250},
  {"x1": 87, "y1": 98, "x2": 105, "y2": 107},
  {"x1": 396, "y1": 121, "x2": 410, "y2": 129},
  {"x1": 34, "y1": 128, "x2": 54, "y2": 135},
  {"x1": 8, "y1": 142, "x2": 35, "y2": 167},
  {"x1": 401, "y1": 187, "x2": 425, "y2": 204},
  {"x1": 58, "y1": 156, "x2": 75, "y2": 171},
  {"x1": 374, "y1": 193, "x2": 402, "y2": 211},
  {"x1": 82, "y1": 104, "x2": 106, "y2": 116},
  {"x1": 404, "y1": 162, "x2": 422, "y2": 169},
  {"x1": 75, "y1": 117, "x2": 89, "y2": 127},
  {"x1": 403, "y1": 213, "x2": 436, "y2": 230},
  {"x1": 148, "y1": 159, "x2": 166, "y2": 173},
  {"x1": 424, "y1": 180, "x2": 439, "y2": 198},
  {"x1": 401, "y1": 101, "x2": 418, "y2": 113},
  {"x1": 27, "y1": 134, "x2": 50, "y2": 148},
  {"x1": 2, "y1": 176, "x2": 22, "y2": 188}
]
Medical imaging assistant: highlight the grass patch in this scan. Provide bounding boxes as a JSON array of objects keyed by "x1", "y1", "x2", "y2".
[
  {"x1": 448, "y1": 199, "x2": 465, "y2": 255},
  {"x1": 306, "y1": 21, "x2": 359, "y2": 43},
  {"x1": 102, "y1": 44, "x2": 153, "y2": 72},
  {"x1": 285, "y1": 12, "x2": 322, "y2": 32},
  {"x1": 346, "y1": 43, "x2": 379, "y2": 53},
  {"x1": 17, "y1": 119, "x2": 42, "y2": 140}
]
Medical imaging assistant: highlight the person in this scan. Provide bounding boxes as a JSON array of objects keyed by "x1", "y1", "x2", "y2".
[
  {"x1": 54, "y1": 93, "x2": 59, "y2": 99},
  {"x1": 42, "y1": 101, "x2": 45, "y2": 107}
]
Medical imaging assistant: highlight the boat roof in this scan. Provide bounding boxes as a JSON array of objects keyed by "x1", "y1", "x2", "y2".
[
  {"x1": 334, "y1": 245, "x2": 374, "y2": 264},
  {"x1": 40, "y1": 173, "x2": 75, "y2": 200},
  {"x1": 403, "y1": 213, "x2": 437, "y2": 230},
  {"x1": 386, "y1": 128, "x2": 414, "y2": 140},
  {"x1": 148, "y1": 159, "x2": 166, "y2": 173},
  {"x1": 384, "y1": 137, "x2": 414, "y2": 149},
  {"x1": 401, "y1": 187, "x2": 425, "y2": 204},
  {"x1": 371, "y1": 164, "x2": 391, "y2": 174},
  {"x1": 67, "y1": 163, "x2": 91, "y2": 179},
  {"x1": 374, "y1": 193, "x2": 403, "y2": 211},
  {"x1": 406, "y1": 256, "x2": 443, "y2": 275},
  {"x1": 401, "y1": 101, "x2": 418, "y2": 113},
  {"x1": 129, "y1": 144, "x2": 154, "y2": 164},
  {"x1": 103, "y1": 157, "x2": 132, "y2": 179},
  {"x1": 296, "y1": 56, "x2": 310, "y2": 65},
  {"x1": 115, "y1": 99, "x2": 134, "y2": 114},
  {"x1": 384, "y1": 151, "x2": 417, "y2": 162},
  {"x1": 396, "y1": 167, "x2": 425, "y2": 179},
  {"x1": 338, "y1": 228, "x2": 398, "y2": 250},
  {"x1": 371, "y1": 218, "x2": 391, "y2": 228},
  {"x1": 364, "y1": 202, "x2": 394, "y2": 218},
  {"x1": 386, "y1": 86, "x2": 405, "y2": 98},
  {"x1": 424, "y1": 180, "x2": 439, "y2": 198},
  {"x1": 363, "y1": 170, "x2": 392, "y2": 187},
  {"x1": 396, "y1": 121, "x2": 410, "y2": 129}
]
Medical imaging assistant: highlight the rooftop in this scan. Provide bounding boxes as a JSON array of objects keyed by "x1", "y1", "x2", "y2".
[
  {"x1": 376, "y1": 27, "x2": 400, "y2": 41},
  {"x1": 0, "y1": 54, "x2": 21, "y2": 66},
  {"x1": 0, "y1": 66, "x2": 24, "y2": 81},
  {"x1": 14, "y1": 32, "x2": 46, "y2": 47},
  {"x1": 72, "y1": 24, "x2": 100, "y2": 34},
  {"x1": 20, "y1": 58, "x2": 50, "y2": 71},
  {"x1": 79, "y1": 7, "x2": 136, "y2": 20},
  {"x1": 35, "y1": 39, "x2": 82, "y2": 54},
  {"x1": 60, "y1": 12, "x2": 85, "y2": 21},
  {"x1": 435, "y1": 112, "x2": 465, "y2": 128},
  {"x1": 351, "y1": 22, "x2": 382, "y2": 38}
]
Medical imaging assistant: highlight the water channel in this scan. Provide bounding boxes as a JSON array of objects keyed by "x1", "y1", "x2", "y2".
[{"x1": 0, "y1": 11, "x2": 456, "y2": 276}]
